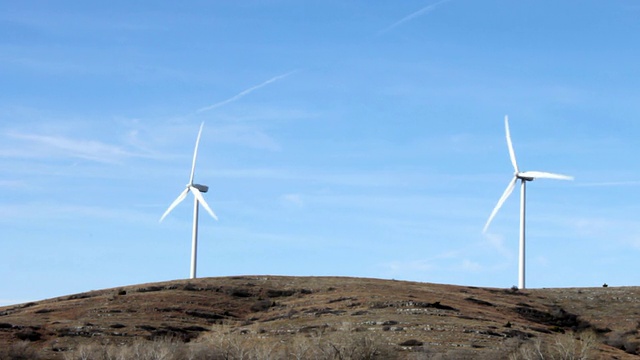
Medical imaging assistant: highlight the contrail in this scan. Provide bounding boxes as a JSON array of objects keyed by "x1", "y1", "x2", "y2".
[
  {"x1": 196, "y1": 70, "x2": 298, "y2": 114},
  {"x1": 379, "y1": 0, "x2": 453, "y2": 34}
]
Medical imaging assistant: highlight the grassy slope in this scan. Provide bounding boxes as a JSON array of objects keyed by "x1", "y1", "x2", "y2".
[{"x1": 0, "y1": 276, "x2": 638, "y2": 359}]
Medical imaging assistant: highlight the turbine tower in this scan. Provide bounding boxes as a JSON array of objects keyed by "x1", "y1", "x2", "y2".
[
  {"x1": 160, "y1": 122, "x2": 218, "y2": 279},
  {"x1": 483, "y1": 116, "x2": 573, "y2": 289}
]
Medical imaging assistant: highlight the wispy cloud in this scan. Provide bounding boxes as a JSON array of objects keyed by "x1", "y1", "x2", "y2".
[
  {"x1": 196, "y1": 70, "x2": 299, "y2": 114},
  {"x1": 378, "y1": 0, "x2": 453, "y2": 34},
  {"x1": 383, "y1": 250, "x2": 460, "y2": 274},
  {"x1": 209, "y1": 125, "x2": 282, "y2": 151},
  {"x1": 576, "y1": 181, "x2": 640, "y2": 187},
  {"x1": 6, "y1": 132, "x2": 150, "y2": 164},
  {"x1": 281, "y1": 193, "x2": 304, "y2": 208},
  {"x1": 483, "y1": 232, "x2": 513, "y2": 260},
  {"x1": 0, "y1": 203, "x2": 155, "y2": 224},
  {"x1": 0, "y1": 180, "x2": 25, "y2": 188},
  {"x1": 460, "y1": 259, "x2": 482, "y2": 272},
  {"x1": 386, "y1": 259, "x2": 435, "y2": 273}
]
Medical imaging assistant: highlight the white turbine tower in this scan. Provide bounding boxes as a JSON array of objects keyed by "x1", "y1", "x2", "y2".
[
  {"x1": 160, "y1": 122, "x2": 218, "y2": 279},
  {"x1": 483, "y1": 116, "x2": 573, "y2": 289}
]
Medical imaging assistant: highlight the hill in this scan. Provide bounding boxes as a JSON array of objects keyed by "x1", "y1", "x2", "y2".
[{"x1": 0, "y1": 276, "x2": 638, "y2": 359}]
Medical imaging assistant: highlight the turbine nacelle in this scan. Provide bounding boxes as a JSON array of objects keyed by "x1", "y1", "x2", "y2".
[
  {"x1": 515, "y1": 173, "x2": 534, "y2": 182},
  {"x1": 192, "y1": 184, "x2": 209, "y2": 193}
]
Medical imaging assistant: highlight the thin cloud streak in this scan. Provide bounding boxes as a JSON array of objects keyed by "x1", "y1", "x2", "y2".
[
  {"x1": 379, "y1": 0, "x2": 453, "y2": 34},
  {"x1": 576, "y1": 181, "x2": 640, "y2": 187},
  {"x1": 6, "y1": 132, "x2": 153, "y2": 164},
  {"x1": 196, "y1": 70, "x2": 299, "y2": 114}
]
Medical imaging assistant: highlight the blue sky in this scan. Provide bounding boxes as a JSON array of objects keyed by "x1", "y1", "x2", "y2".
[{"x1": 2, "y1": 1, "x2": 640, "y2": 305}]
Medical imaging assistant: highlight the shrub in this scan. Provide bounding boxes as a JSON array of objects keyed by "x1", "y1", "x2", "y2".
[
  {"x1": 509, "y1": 330, "x2": 597, "y2": 360},
  {"x1": 63, "y1": 339, "x2": 188, "y2": 360},
  {"x1": 0, "y1": 341, "x2": 41, "y2": 360},
  {"x1": 61, "y1": 327, "x2": 399, "y2": 360}
]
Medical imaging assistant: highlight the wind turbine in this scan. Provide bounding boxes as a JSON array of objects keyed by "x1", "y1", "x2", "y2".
[
  {"x1": 483, "y1": 116, "x2": 573, "y2": 289},
  {"x1": 160, "y1": 122, "x2": 218, "y2": 279}
]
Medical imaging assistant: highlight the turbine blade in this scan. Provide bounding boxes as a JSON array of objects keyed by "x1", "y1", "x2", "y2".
[
  {"x1": 520, "y1": 171, "x2": 574, "y2": 181},
  {"x1": 483, "y1": 177, "x2": 518, "y2": 233},
  {"x1": 160, "y1": 188, "x2": 190, "y2": 222},
  {"x1": 191, "y1": 186, "x2": 218, "y2": 221},
  {"x1": 504, "y1": 115, "x2": 519, "y2": 173},
  {"x1": 189, "y1": 122, "x2": 205, "y2": 185}
]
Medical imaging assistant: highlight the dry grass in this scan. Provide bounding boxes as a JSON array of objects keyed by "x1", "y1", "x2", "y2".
[{"x1": 59, "y1": 330, "x2": 397, "y2": 360}]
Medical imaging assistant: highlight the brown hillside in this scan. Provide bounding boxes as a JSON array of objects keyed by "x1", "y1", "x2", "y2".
[{"x1": 0, "y1": 276, "x2": 639, "y2": 359}]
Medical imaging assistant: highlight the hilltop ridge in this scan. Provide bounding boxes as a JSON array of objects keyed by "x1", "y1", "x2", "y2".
[{"x1": 1, "y1": 276, "x2": 639, "y2": 359}]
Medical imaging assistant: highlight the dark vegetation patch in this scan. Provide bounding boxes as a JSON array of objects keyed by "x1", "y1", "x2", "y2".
[
  {"x1": 465, "y1": 297, "x2": 494, "y2": 307},
  {"x1": 183, "y1": 325, "x2": 209, "y2": 332},
  {"x1": 487, "y1": 288, "x2": 528, "y2": 296},
  {"x1": 227, "y1": 287, "x2": 253, "y2": 298},
  {"x1": 266, "y1": 289, "x2": 296, "y2": 297},
  {"x1": 415, "y1": 301, "x2": 458, "y2": 311},
  {"x1": 136, "y1": 286, "x2": 163, "y2": 293},
  {"x1": 328, "y1": 297, "x2": 356, "y2": 304},
  {"x1": 185, "y1": 310, "x2": 227, "y2": 320},
  {"x1": 182, "y1": 283, "x2": 199, "y2": 291},
  {"x1": 0, "y1": 322, "x2": 13, "y2": 329},
  {"x1": 182, "y1": 283, "x2": 223, "y2": 292},
  {"x1": 15, "y1": 329, "x2": 42, "y2": 341},
  {"x1": 136, "y1": 325, "x2": 157, "y2": 331},
  {"x1": 513, "y1": 305, "x2": 589, "y2": 330},
  {"x1": 369, "y1": 302, "x2": 392, "y2": 309},
  {"x1": 503, "y1": 329, "x2": 534, "y2": 339},
  {"x1": 399, "y1": 339, "x2": 423, "y2": 346},
  {"x1": 530, "y1": 326, "x2": 553, "y2": 334},
  {"x1": 260, "y1": 309, "x2": 298, "y2": 322},
  {"x1": 250, "y1": 300, "x2": 275, "y2": 312},
  {"x1": 148, "y1": 326, "x2": 197, "y2": 342},
  {"x1": 34, "y1": 308, "x2": 53, "y2": 314},
  {"x1": 369, "y1": 300, "x2": 458, "y2": 311},
  {"x1": 351, "y1": 310, "x2": 369, "y2": 316},
  {"x1": 303, "y1": 307, "x2": 347, "y2": 316},
  {"x1": 595, "y1": 327, "x2": 612, "y2": 334},
  {"x1": 154, "y1": 307, "x2": 183, "y2": 313},
  {"x1": 298, "y1": 324, "x2": 329, "y2": 334},
  {"x1": 463, "y1": 329, "x2": 503, "y2": 337},
  {"x1": 56, "y1": 327, "x2": 102, "y2": 338},
  {"x1": 66, "y1": 293, "x2": 92, "y2": 300}
]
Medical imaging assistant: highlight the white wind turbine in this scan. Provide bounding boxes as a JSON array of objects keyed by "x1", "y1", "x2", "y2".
[
  {"x1": 483, "y1": 116, "x2": 573, "y2": 289},
  {"x1": 160, "y1": 122, "x2": 218, "y2": 279}
]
